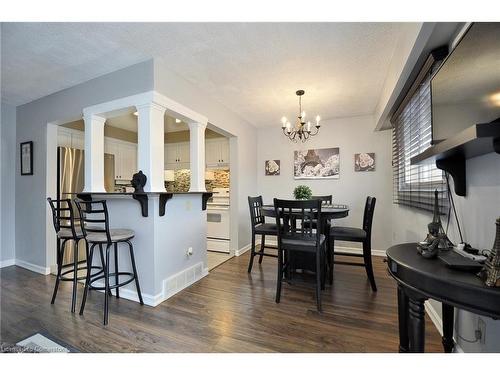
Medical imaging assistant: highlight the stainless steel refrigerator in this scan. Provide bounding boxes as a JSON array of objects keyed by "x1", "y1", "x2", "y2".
[{"x1": 57, "y1": 147, "x2": 115, "y2": 265}]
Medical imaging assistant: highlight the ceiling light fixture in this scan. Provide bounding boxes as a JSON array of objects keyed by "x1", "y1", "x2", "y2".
[
  {"x1": 175, "y1": 118, "x2": 182, "y2": 123},
  {"x1": 281, "y1": 90, "x2": 320, "y2": 143}
]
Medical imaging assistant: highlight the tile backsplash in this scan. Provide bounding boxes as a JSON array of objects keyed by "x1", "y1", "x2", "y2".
[{"x1": 165, "y1": 169, "x2": 230, "y2": 192}]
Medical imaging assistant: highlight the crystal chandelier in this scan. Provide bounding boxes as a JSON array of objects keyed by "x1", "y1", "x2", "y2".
[{"x1": 281, "y1": 90, "x2": 321, "y2": 143}]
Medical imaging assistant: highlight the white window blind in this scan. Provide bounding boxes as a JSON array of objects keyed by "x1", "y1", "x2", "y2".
[{"x1": 392, "y1": 61, "x2": 448, "y2": 212}]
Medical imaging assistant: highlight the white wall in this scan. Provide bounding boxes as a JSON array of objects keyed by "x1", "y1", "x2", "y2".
[
  {"x1": 1, "y1": 102, "x2": 16, "y2": 265},
  {"x1": 154, "y1": 59, "x2": 257, "y2": 251},
  {"x1": 392, "y1": 152, "x2": 500, "y2": 352},
  {"x1": 256, "y1": 115, "x2": 393, "y2": 252}
]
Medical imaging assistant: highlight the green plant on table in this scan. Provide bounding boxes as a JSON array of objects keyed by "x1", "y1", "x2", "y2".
[{"x1": 293, "y1": 185, "x2": 312, "y2": 200}]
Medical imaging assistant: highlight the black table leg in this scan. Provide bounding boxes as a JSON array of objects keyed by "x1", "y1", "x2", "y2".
[
  {"x1": 408, "y1": 295, "x2": 426, "y2": 352},
  {"x1": 397, "y1": 286, "x2": 409, "y2": 353},
  {"x1": 442, "y1": 303, "x2": 455, "y2": 353}
]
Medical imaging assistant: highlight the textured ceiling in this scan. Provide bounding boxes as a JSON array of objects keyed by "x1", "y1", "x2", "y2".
[{"x1": 1, "y1": 22, "x2": 408, "y2": 127}]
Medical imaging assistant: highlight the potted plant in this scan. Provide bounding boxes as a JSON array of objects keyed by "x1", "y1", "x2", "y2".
[{"x1": 293, "y1": 185, "x2": 312, "y2": 200}]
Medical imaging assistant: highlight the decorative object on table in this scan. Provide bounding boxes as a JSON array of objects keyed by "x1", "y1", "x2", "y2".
[
  {"x1": 281, "y1": 90, "x2": 320, "y2": 143},
  {"x1": 354, "y1": 152, "x2": 375, "y2": 172},
  {"x1": 294, "y1": 147, "x2": 339, "y2": 179},
  {"x1": 478, "y1": 218, "x2": 500, "y2": 287},
  {"x1": 20, "y1": 141, "x2": 33, "y2": 175},
  {"x1": 131, "y1": 170, "x2": 147, "y2": 193},
  {"x1": 265, "y1": 160, "x2": 280, "y2": 176},
  {"x1": 417, "y1": 189, "x2": 454, "y2": 258},
  {"x1": 293, "y1": 185, "x2": 312, "y2": 200}
]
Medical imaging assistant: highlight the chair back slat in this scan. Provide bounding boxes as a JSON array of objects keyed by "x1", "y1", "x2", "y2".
[
  {"x1": 311, "y1": 195, "x2": 333, "y2": 205},
  {"x1": 274, "y1": 199, "x2": 322, "y2": 244},
  {"x1": 362, "y1": 196, "x2": 376, "y2": 237},
  {"x1": 47, "y1": 198, "x2": 79, "y2": 238},
  {"x1": 75, "y1": 199, "x2": 112, "y2": 244},
  {"x1": 248, "y1": 196, "x2": 265, "y2": 227}
]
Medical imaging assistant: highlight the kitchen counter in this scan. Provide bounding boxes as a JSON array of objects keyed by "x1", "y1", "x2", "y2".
[{"x1": 71, "y1": 191, "x2": 212, "y2": 217}]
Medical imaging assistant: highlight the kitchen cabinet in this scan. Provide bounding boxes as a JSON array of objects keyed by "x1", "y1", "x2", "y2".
[
  {"x1": 206, "y1": 138, "x2": 229, "y2": 166},
  {"x1": 106, "y1": 139, "x2": 137, "y2": 181},
  {"x1": 164, "y1": 142, "x2": 190, "y2": 170},
  {"x1": 58, "y1": 128, "x2": 84, "y2": 149}
]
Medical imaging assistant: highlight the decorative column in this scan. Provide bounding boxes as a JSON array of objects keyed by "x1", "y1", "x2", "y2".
[
  {"x1": 136, "y1": 102, "x2": 166, "y2": 192},
  {"x1": 83, "y1": 114, "x2": 106, "y2": 192},
  {"x1": 188, "y1": 122, "x2": 207, "y2": 192}
]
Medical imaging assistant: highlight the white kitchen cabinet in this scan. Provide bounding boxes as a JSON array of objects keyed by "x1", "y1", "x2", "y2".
[
  {"x1": 164, "y1": 142, "x2": 190, "y2": 170},
  {"x1": 206, "y1": 138, "x2": 229, "y2": 166},
  {"x1": 106, "y1": 139, "x2": 137, "y2": 181},
  {"x1": 57, "y1": 128, "x2": 84, "y2": 149}
]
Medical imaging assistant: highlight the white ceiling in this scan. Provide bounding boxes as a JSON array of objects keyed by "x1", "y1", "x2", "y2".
[{"x1": 1, "y1": 22, "x2": 409, "y2": 127}]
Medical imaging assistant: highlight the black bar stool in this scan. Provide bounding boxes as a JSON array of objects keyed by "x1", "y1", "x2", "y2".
[
  {"x1": 47, "y1": 198, "x2": 105, "y2": 312},
  {"x1": 75, "y1": 199, "x2": 143, "y2": 325}
]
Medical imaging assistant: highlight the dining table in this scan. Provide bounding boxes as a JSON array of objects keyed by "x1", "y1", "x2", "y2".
[{"x1": 260, "y1": 203, "x2": 350, "y2": 281}]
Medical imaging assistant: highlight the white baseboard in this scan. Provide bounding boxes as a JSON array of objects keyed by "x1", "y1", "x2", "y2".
[
  {"x1": 0, "y1": 259, "x2": 16, "y2": 268},
  {"x1": 424, "y1": 300, "x2": 464, "y2": 353},
  {"x1": 236, "y1": 239, "x2": 386, "y2": 258},
  {"x1": 235, "y1": 243, "x2": 252, "y2": 256},
  {"x1": 14, "y1": 259, "x2": 51, "y2": 275}
]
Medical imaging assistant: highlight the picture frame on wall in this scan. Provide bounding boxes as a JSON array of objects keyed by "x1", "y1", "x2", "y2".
[
  {"x1": 265, "y1": 160, "x2": 280, "y2": 176},
  {"x1": 294, "y1": 147, "x2": 340, "y2": 179},
  {"x1": 20, "y1": 141, "x2": 33, "y2": 175},
  {"x1": 354, "y1": 152, "x2": 375, "y2": 172}
]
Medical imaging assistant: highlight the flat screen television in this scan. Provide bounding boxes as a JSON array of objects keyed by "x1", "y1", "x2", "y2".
[{"x1": 431, "y1": 22, "x2": 500, "y2": 143}]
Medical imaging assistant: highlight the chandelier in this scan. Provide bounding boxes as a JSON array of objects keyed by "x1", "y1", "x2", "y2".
[{"x1": 281, "y1": 90, "x2": 321, "y2": 143}]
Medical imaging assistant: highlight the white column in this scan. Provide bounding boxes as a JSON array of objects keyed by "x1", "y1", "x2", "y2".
[
  {"x1": 136, "y1": 102, "x2": 166, "y2": 192},
  {"x1": 188, "y1": 122, "x2": 207, "y2": 192},
  {"x1": 83, "y1": 114, "x2": 106, "y2": 192}
]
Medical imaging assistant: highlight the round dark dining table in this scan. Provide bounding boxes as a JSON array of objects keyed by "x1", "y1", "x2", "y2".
[{"x1": 260, "y1": 203, "x2": 349, "y2": 220}]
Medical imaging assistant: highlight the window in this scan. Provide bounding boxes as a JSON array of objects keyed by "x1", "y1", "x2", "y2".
[{"x1": 392, "y1": 55, "x2": 448, "y2": 212}]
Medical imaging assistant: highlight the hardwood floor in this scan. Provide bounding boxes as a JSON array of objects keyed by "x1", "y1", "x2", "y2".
[{"x1": 0, "y1": 252, "x2": 443, "y2": 352}]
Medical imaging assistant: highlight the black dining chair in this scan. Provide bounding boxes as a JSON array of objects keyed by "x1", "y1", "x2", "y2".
[
  {"x1": 247, "y1": 196, "x2": 278, "y2": 273},
  {"x1": 274, "y1": 198, "x2": 326, "y2": 311},
  {"x1": 329, "y1": 196, "x2": 377, "y2": 291}
]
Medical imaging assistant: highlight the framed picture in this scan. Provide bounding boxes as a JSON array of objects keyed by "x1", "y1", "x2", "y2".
[
  {"x1": 20, "y1": 141, "x2": 33, "y2": 175},
  {"x1": 354, "y1": 152, "x2": 375, "y2": 172},
  {"x1": 294, "y1": 147, "x2": 339, "y2": 179},
  {"x1": 265, "y1": 160, "x2": 280, "y2": 176}
]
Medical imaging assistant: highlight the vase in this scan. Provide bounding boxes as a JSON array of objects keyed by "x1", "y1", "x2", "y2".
[{"x1": 479, "y1": 217, "x2": 500, "y2": 287}]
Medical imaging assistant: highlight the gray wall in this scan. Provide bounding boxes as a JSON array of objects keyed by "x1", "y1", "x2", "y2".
[
  {"x1": 15, "y1": 60, "x2": 154, "y2": 268},
  {"x1": 256, "y1": 115, "x2": 393, "y2": 251},
  {"x1": 154, "y1": 58, "x2": 257, "y2": 250},
  {"x1": 392, "y1": 152, "x2": 500, "y2": 352},
  {"x1": 1, "y1": 102, "x2": 16, "y2": 263}
]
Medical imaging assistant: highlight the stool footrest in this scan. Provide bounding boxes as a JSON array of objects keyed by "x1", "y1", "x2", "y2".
[
  {"x1": 59, "y1": 265, "x2": 104, "y2": 282},
  {"x1": 89, "y1": 272, "x2": 136, "y2": 290}
]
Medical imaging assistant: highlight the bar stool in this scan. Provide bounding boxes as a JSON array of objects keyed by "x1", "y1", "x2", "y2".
[
  {"x1": 47, "y1": 198, "x2": 105, "y2": 313},
  {"x1": 75, "y1": 199, "x2": 143, "y2": 325}
]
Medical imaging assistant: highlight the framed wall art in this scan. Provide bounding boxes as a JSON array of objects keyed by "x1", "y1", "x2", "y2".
[
  {"x1": 354, "y1": 152, "x2": 375, "y2": 172},
  {"x1": 294, "y1": 147, "x2": 339, "y2": 179},
  {"x1": 20, "y1": 141, "x2": 33, "y2": 176},
  {"x1": 265, "y1": 160, "x2": 281, "y2": 176}
]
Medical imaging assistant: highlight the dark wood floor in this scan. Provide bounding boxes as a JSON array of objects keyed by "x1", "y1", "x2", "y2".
[{"x1": 0, "y1": 251, "x2": 443, "y2": 352}]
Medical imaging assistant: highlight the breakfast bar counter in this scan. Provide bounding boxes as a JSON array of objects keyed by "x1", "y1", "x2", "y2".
[{"x1": 70, "y1": 191, "x2": 213, "y2": 307}]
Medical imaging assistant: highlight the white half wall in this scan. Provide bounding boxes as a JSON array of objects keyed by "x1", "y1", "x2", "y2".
[
  {"x1": 1, "y1": 102, "x2": 16, "y2": 264},
  {"x1": 256, "y1": 115, "x2": 393, "y2": 252}
]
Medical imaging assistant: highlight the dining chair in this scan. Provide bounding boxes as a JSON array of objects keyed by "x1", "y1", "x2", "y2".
[
  {"x1": 329, "y1": 196, "x2": 377, "y2": 291},
  {"x1": 274, "y1": 198, "x2": 326, "y2": 311},
  {"x1": 247, "y1": 196, "x2": 278, "y2": 273}
]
